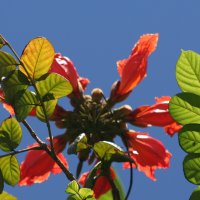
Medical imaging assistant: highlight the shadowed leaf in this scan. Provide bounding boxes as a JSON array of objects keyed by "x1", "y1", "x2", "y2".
[
  {"x1": 183, "y1": 154, "x2": 200, "y2": 185},
  {"x1": 0, "y1": 118, "x2": 22, "y2": 151},
  {"x1": 0, "y1": 155, "x2": 20, "y2": 186},
  {"x1": 179, "y1": 124, "x2": 200, "y2": 153}
]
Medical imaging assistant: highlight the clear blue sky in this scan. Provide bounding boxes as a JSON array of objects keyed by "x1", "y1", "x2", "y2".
[{"x1": 1, "y1": 0, "x2": 199, "y2": 199}]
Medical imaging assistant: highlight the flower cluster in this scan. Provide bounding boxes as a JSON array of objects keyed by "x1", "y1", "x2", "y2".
[{"x1": 1, "y1": 34, "x2": 181, "y2": 198}]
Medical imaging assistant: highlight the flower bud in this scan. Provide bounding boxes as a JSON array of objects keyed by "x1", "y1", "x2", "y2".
[
  {"x1": 109, "y1": 81, "x2": 131, "y2": 103},
  {"x1": 91, "y1": 88, "x2": 103, "y2": 103},
  {"x1": 113, "y1": 105, "x2": 133, "y2": 118}
]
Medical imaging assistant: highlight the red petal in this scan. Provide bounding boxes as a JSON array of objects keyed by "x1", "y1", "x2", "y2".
[
  {"x1": 124, "y1": 131, "x2": 171, "y2": 181},
  {"x1": 128, "y1": 96, "x2": 180, "y2": 136},
  {"x1": 116, "y1": 34, "x2": 159, "y2": 95},
  {"x1": 164, "y1": 122, "x2": 182, "y2": 136},
  {"x1": 19, "y1": 135, "x2": 68, "y2": 186},
  {"x1": 79, "y1": 168, "x2": 115, "y2": 198}
]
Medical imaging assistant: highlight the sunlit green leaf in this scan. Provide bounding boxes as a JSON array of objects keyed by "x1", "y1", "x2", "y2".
[
  {"x1": 13, "y1": 90, "x2": 38, "y2": 121},
  {"x1": 93, "y1": 141, "x2": 132, "y2": 162},
  {"x1": 0, "y1": 170, "x2": 4, "y2": 194},
  {"x1": 36, "y1": 73, "x2": 73, "y2": 100},
  {"x1": 20, "y1": 37, "x2": 54, "y2": 80},
  {"x1": 179, "y1": 124, "x2": 200, "y2": 153},
  {"x1": 0, "y1": 118, "x2": 22, "y2": 151},
  {"x1": 36, "y1": 99, "x2": 57, "y2": 122},
  {"x1": 0, "y1": 155, "x2": 20, "y2": 186},
  {"x1": 0, "y1": 191, "x2": 17, "y2": 200},
  {"x1": 0, "y1": 51, "x2": 18, "y2": 78},
  {"x1": 189, "y1": 186, "x2": 200, "y2": 200},
  {"x1": 66, "y1": 180, "x2": 80, "y2": 195},
  {"x1": 2, "y1": 70, "x2": 29, "y2": 104},
  {"x1": 79, "y1": 188, "x2": 94, "y2": 199},
  {"x1": 176, "y1": 50, "x2": 200, "y2": 96},
  {"x1": 169, "y1": 92, "x2": 200, "y2": 125},
  {"x1": 68, "y1": 133, "x2": 89, "y2": 155},
  {"x1": 183, "y1": 154, "x2": 200, "y2": 185}
]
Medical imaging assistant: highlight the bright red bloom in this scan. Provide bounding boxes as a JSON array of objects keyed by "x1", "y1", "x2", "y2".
[
  {"x1": 111, "y1": 34, "x2": 159, "y2": 102},
  {"x1": 19, "y1": 135, "x2": 68, "y2": 186},
  {"x1": 127, "y1": 96, "x2": 182, "y2": 136},
  {"x1": 123, "y1": 130, "x2": 171, "y2": 181},
  {"x1": 49, "y1": 53, "x2": 89, "y2": 97},
  {"x1": 79, "y1": 168, "x2": 116, "y2": 199}
]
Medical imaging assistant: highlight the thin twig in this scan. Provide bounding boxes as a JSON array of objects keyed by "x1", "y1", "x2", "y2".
[
  {"x1": 22, "y1": 120, "x2": 45, "y2": 145},
  {"x1": 0, "y1": 146, "x2": 41, "y2": 158}
]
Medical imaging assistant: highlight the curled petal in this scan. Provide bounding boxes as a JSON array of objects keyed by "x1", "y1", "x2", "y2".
[
  {"x1": 19, "y1": 135, "x2": 68, "y2": 186},
  {"x1": 127, "y1": 96, "x2": 181, "y2": 135},
  {"x1": 49, "y1": 53, "x2": 89, "y2": 97},
  {"x1": 123, "y1": 131, "x2": 171, "y2": 181},
  {"x1": 111, "y1": 34, "x2": 159, "y2": 102}
]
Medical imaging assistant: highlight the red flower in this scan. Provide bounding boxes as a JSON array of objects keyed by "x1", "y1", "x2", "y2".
[
  {"x1": 111, "y1": 34, "x2": 159, "y2": 102},
  {"x1": 127, "y1": 96, "x2": 182, "y2": 136},
  {"x1": 49, "y1": 53, "x2": 89, "y2": 97},
  {"x1": 18, "y1": 135, "x2": 68, "y2": 186},
  {"x1": 0, "y1": 89, "x2": 14, "y2": 115},
  {"x1": 123, "y1": 130, "x2": 171, "y2": 181},
  {"x1": 79, "y1": 168, "x2": 116, "y2": 199}
]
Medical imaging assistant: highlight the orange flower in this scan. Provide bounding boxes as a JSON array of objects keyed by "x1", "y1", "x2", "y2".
[
  {"x1": 111, "y1": 34, "x2": 159, "y2": 102},
  {"x1": 123, "y1": 131, "x2": 171, "y2": 181},
  {"x1": 127, "y1": 96, "x2": 182, "y2": 136},
  {"x1": 79, "y1": 168, "x2": 116, "y2": 199},
  {"x1": 19, "y1": 135, "x2": 68, "y2": 186},
  {"x1": 49, "y1": 53, "x2": 89, "y2": 97}
]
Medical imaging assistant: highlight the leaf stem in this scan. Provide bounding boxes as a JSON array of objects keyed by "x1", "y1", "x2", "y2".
[{"x1": 2, "y1": 36, "x2": 21, "y2": 63}]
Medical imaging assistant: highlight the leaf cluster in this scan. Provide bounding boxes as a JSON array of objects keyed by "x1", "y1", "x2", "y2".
[{"x1": 169, "y1": 50, "x2": 200, "y2": 199}]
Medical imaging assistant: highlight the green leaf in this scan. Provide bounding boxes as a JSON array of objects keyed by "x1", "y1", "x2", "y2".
[
  {"x1": 66, "y1": 180, "x2": 80, "y2": 195},
  {"x1": 0, "y1": 51, "x2": 18, "y2": 78},
  {"x1": 189, "y1": 186, "x2": 200, "y2": 200},
  {"x1": 113, "y1": 169, "x2": 125, "y2": 200},
  {"x1": 0, "y1": 36, "x2": 4, "y2": 49},
  {"x1": 183, "y1": 154, "x2": 200, "y2": 185},
  {"x1": 169, "y1": 92, "x2": 200, "y2": 125},
  {"x1": 93, "y1": 141, "x2": 131, "y2": 162},
  {"x1": 2, "y1": 70, "x2": 29, "y2": 104},
  {"x1": 179, "y1": 124, "x2": 200, "y2": 153},
  {"x1": 0, "y1": 155, "x2": 20, "y2": 186},
  {"x1": 0, "y1": 170, "x2": 4, "y2": 194},
  {"x1": 0, "y1": 118, "x2": 22, "y2": 151},
  {"x1": 20, "y1": 37, "x2": 55, "y2": 80},
  {"x1": 0, "y1": 51, "x2": 18, "y2": 68},
  {"x1": 98, "y1": 190, "x2": 113, "y2": 200},
  {"x1": 79, "y1": 188, "x2": 94, "y2": 199},
  {"x1": 36, "y1": 73, "x2": 73, "y2": 100},
  {"x1": 176, "y1": 50, "x2": 200, "y2": 96},
  {"x1": 67, "y1": 133, "x2": 89, "y2": 155},
  {"x1": 0, "y1": 191, "x2": 17, "y2": 200},
  {"x1": 36, "y1": 99, "x2": 57, "y2": 122},
  {"x1": 13, "y1": 90, "x2": 38, "y2": 121}
]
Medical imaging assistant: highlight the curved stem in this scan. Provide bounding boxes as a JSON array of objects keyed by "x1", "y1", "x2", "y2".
[{"x1": 122, "y1": 133, "x2": 133, "y2": 200}]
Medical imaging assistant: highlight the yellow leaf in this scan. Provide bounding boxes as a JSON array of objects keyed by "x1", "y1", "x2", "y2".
[{"x1": 20, "y1": 37, "x2": 54, "y2": 80}]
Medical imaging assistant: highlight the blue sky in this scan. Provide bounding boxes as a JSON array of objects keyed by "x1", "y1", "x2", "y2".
[{"x1": 1, "y1": 0, "x2": 200, "y2": 199}]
